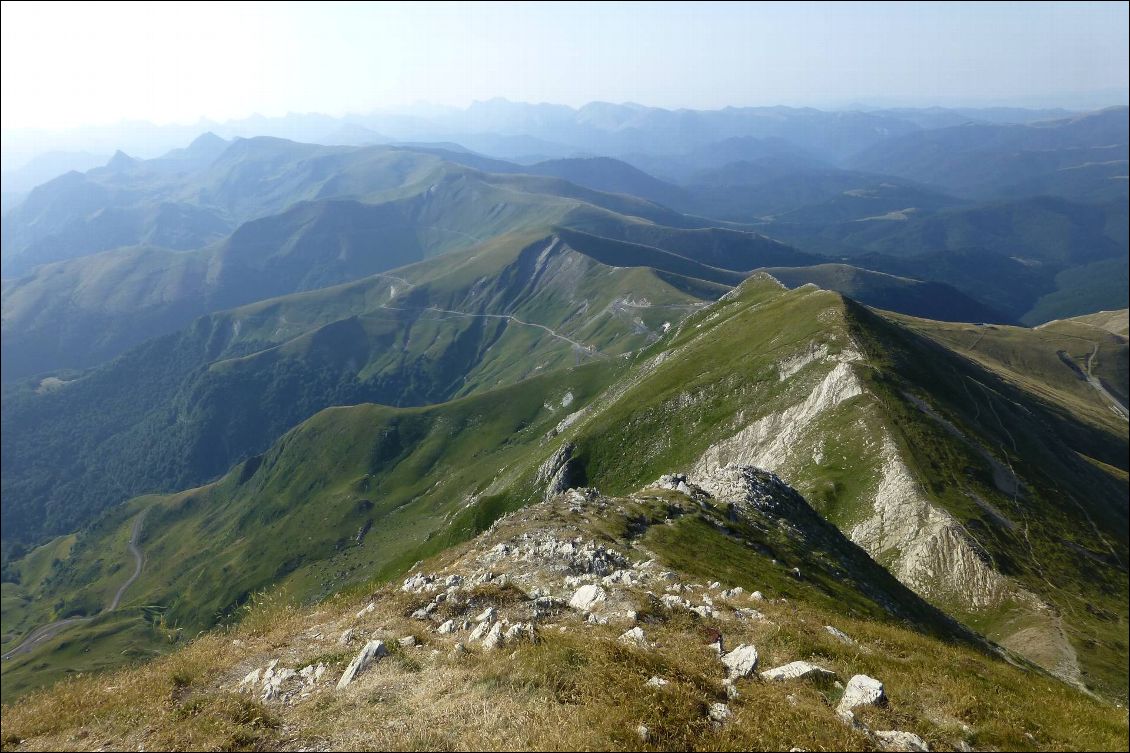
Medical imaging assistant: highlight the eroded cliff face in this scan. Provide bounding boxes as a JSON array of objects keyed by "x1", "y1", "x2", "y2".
[{"x1": 686, "y1": 336, "x2": 1079, "y2": 685}]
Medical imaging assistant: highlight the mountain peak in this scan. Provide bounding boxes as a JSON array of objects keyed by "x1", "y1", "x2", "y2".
[
  {"x1": 105, "y1": 149, "x2": 137, "y2": 170},
  {"x1": 187, "y1": 131, "x2": 227, "y2": 155}
]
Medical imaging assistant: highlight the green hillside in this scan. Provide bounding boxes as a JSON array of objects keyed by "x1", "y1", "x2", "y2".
[
  {"x1": 765, "y1": 197, "x2": 1129, "y2": 324},
  {"x1": 4, "y1": 275, "x2": 1125, "y2": 704},
  {"x1": 0, "y1": 231, "x2": 715, "y2": 544}
]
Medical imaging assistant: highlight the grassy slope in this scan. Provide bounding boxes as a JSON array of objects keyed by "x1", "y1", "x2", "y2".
[
  {"x1": 526, "y1": 278, "x2": 1127, "y2": 697},
  {"x1": 1, "y1": 230, "x2": 718, "y2": 544},
  {"x1": 893, "y1": 315, "x2": 1128, "y2": 435},
  {"x1": 0, "y1": 359, "x2": 621, "y2": 699},
  {"x1": 760, "y1": 263, "x2": 1013, "y2": 324},
  {"x1": 3, "y1": 487, "x2": 1126, "y2": 752},
  {"x1": 4, "y1": 276, "x2": 1127, "y2": 704}
]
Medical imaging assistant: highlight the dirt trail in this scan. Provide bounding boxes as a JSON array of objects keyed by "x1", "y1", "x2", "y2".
[{"x1": 2, "y1": 511, "x2": 146, "y2": 661}]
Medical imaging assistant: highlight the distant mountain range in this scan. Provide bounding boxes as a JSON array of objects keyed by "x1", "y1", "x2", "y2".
[{"x1": 1, "y1": 102, "x2": 1126, "y2": 718}]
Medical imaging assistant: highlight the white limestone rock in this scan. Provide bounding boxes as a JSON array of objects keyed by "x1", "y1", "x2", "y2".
[
  {"x1": 482, "y1": 622, "x2": 505, "y2": 650},
  {"x1": 237, "y1": 668, "x2": 261, "y2": 691},
  {"x1": 837, "y1": 674, "x2": 886, "y2": 719},
  {"x1": 709, "y1": 702, "x2": 732, "y2": 724},
  {"x1": 721, "y1": 644, "x2": 759, "y2": 678},
  {"x1": 619, "y1": 626, "x2": 647, "y2": 646},
  {"x1": 336, "y1": 640, "x2": 388, "y2": 690},
  {"x1": 874, "y1": 731, "x2": 930, "y2": 752},
  {"x1": 569, "y1": 584, "x2": 607, "y2": 612},
  {"x1": 262, "y1": 667, "x2": 296, "y2": 701},
  {"x1": 468, "y1": 621, "x2": 492, "y2": 642},
  {"x1": 760, "y1": 661, "x2": 835, "y2": 682}
]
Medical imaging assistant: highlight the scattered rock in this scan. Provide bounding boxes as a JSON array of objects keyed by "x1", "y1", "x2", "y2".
[
  {"x1": 825, "y1": 625, "x2": 856, "y2": 645},
  {"x1": 721, "y1": 644, "x2": 759, "y2": 678},
  {"x1": 837, "y1": 674, "x2": 886, "y2": 719},
  {"x1": 355, "y1": 603, "x2": 375, "y2": 619},
  {"x1": 474, "y1": 607, "x2": 496, "y2": 623},
  {"x1": 619, "y1": 626, "x2": 647, "y2": 646},
  {"x1": 709, "y1": 702, "x2": 732, "y2": 724},
  {"x1": 398, "y1": 636, "x2": 417, "y2": 648},
  {"x1": 646, "y1": 676, "x2": 669, "y2": 688},
  {"x1": 735, "y1": 608, "x2": 765, "y2": 621},
  {"x1": 338, "y1": 628, "x2": 355, "y2": 646},
  {"x1": 468, "y1": 621, "x2": 492, "y2": 642},
  {"x1": 482, "y1": 622, "x2": 505, "y2": 651},
  {"x1": 436, "y1": 620, "x2": 457, "y2": 635},
  {"x1": 411, "y1": 602, "x2": 437, "y2": 620},
  {"x1": 401, "y1": 572, "x2": 434, "y2": 593},
  {"x1": 760, "y1": 661, "x2": 835, "y2": 682},
  {"x1": 336, "y1": 640, "x2": 388, "y2": 690},
  {"x1": 637, "y1": 724, "x2": 650, "y2": 742},
  {"x1": 874, "y1": 731, "x2": 930, "y2": 752},
  {"x1": 569, "y1": 584, "x2": 607, "y2": 611},
  {"x1": 237, "y1": 667, "x2": 262, "y2": 690},
  {"x1": 262, "y1": 667, "x2": 297, "y2": 701}
]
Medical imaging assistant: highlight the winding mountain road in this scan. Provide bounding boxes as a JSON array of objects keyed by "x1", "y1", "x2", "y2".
[
  {"x1": 2, "y1": 510, "x2": 146, "y2": 661},
  {"x1": 380, "y1": 304, "x2": 611, "y2": 360},
  {"x1": 1084, "y1": 343, "x2": 1129, "y2": 420}
]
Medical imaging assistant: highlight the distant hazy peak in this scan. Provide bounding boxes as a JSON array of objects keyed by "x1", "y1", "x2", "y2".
[{"x1": 105, "y1": 149, "x2": 137, "y2": 170}]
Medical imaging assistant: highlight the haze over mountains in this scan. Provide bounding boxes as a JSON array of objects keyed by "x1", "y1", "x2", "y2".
[{"x1": 1, "y1": 97, "x2": 1127, "y2": 750}]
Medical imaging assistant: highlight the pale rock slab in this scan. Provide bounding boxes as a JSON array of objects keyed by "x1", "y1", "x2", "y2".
[
  {"x1": 569, "y1": 584, "x2": 607, "y2": 611},
  {"x1": 619, "y1": 626, "x2": 647, "y2": 646},
  {"x1": 482, "y1": 622, "x2": 505, "y2": 650},
  {"x1": 837, "y1": 674, "x2": 886, "y2": 719},
  {"x1": 336, "y1": 640, "x2": 388, "y2": 690},
  {"x1": 721, "y1": 644, "x2": 759, "y2": 678},
  {"x1": 874, "y1": 731, "x2": 930, "y2": 752},
  {"x1": 760, "y1": 661, "x2": 835, "y2": 682}
]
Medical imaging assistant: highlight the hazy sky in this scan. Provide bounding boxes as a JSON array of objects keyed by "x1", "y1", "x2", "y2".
[{"x1": 2, "y1": 1, "x2": 1127, "y2": 130}]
